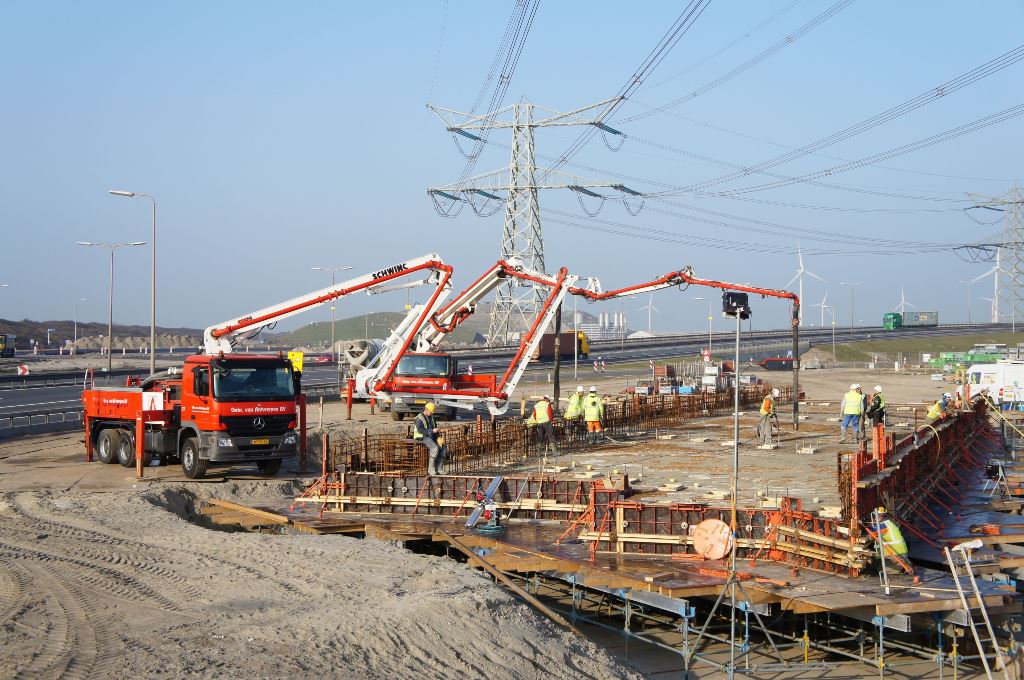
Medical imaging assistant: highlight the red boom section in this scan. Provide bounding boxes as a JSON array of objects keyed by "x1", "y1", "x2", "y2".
[{"x1": 568, "y1": 268, "x2": 799, "y2": 318}]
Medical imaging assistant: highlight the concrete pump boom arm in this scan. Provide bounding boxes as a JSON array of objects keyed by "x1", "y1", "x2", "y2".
[{"x1": 202, "y1": 253, "x2": 452, "y2": 355}]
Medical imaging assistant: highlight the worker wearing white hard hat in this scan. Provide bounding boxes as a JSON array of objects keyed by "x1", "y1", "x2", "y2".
[
  {"x1": 866, "y1": 385, "x2": 887, "y2": 428},
  {"x1": 583, "y1": 387, "x2": 604, "y2": 444},
  {"x1": 563, "y1": 385, "x2": 586, "y2": 440},
  {"x1": 839, "y1": 384, "x2": 864, "y2": 444}
]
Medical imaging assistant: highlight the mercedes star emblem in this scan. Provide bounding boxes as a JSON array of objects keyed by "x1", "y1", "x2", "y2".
[{"x1": 253, "y1": 417, "x2": 266, "y2": 430}]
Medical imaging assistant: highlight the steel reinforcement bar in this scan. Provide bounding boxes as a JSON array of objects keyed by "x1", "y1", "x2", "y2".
[{"x1": 327, "y1": 385, "x2": 786, "y2": 476}]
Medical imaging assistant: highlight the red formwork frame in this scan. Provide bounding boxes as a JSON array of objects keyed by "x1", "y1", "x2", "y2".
[{"x1": 849, "y1": 399, "x2": 990, "y2": 549}]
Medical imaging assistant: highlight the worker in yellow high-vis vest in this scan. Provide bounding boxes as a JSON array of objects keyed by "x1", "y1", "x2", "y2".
[
  {"x1": 583, "y1": 386, "x2": 605, "y2": 444},
  {"x1": 531, "y1": 395, "x2": 556, "y2": 454},
  {"x1": 564, "y1": 385, "x2": 586, "y2": 441},
  {"x1": 875, "y1": 507, "x2": 915, "y2": 578},
  {"x1": 839, "y1": 384, "x2": 863, "y2": 443}
]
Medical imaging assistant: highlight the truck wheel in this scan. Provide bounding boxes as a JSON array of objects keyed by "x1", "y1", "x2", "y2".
[
  {"x1": 391, "y1": 410, "x2": 404, "y2": 421},
  {"x1": 116, "y1": 431, "x2": 152, "y2": 468},
  {"x1": 257, "y1": 459, "x2": 282, "y2": 476},
  {"x1": 180, "y1": 437, "x2": 208, "y2": 480},
  {"x1": 96, "y1": 429, "x2": 119, "y2": 464}
]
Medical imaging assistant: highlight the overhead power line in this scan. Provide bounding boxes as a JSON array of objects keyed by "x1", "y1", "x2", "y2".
[
  {"x1": 677, "y1": 43, "x2": 1024, "y2": 193},
  {"x1": 664, "y1": 103, "x2": 1024, "y2": 198},
  {"x1": 620, "y1": 0, "x2": 856, "y2": 123},
  {"x1": 543, "y1": 0, "x2": 712, "y2": 178},
  {"x1": 640, "y1": 0, "x2": 807, "y2": 92}
]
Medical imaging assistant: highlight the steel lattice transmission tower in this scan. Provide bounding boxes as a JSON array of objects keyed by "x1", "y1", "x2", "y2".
[
  {"x1": 962, "y1": 186, "x2": 1024, "y2": 324},
  {"x1": 428, "y1": 97, "x2": 641, "y2": 344}
]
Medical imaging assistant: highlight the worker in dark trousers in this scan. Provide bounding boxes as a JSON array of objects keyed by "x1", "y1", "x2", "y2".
[
  {"x1": 413, "y1": 402, "x2": 446, "y2": 476},
  {"x1": 532, "y1": 395, "x2": 557, "y2": 455},
  {"x1": 866, "y1": 385, "x2": 886, "y2": 427}
]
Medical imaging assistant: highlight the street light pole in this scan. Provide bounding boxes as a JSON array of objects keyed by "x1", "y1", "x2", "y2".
[
  {"x1": 109, "y1": 190, "x2": 157, "y2": 375},
  {"x1": 839, "y1": 282, "x2": 863, "y2": 334},
  {"x1": 77, "y1": 241, "x2": 146, "y2": 377},
  {"x1": 74, "y1": 297, "x2": 86, "y2": 352},
  {"x1": 312, "y1": 266, "x2": 353, "y2": 381}
]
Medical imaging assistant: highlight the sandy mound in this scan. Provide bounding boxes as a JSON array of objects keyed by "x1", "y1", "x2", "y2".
[{"x1": 0, "y1": 482, "x2": 639, "y2": 679}]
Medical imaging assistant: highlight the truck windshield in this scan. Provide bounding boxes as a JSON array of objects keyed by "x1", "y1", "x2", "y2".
[
  {"x1": 212, "y1": 362, "x2": 295, "y2": 401},
  {"x1": 396, "y1": 355, "x2": 450, "y2": 377}
]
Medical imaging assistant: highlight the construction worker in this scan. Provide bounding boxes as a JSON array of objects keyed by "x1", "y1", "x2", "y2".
[
  {"x1": 583, "y1": 386, "x2": 605, "y2": 444},
  {"x1": 564, "y1": 385, "x2": 586, "y2": 440},
  {"x1": 865, "y1": 385, "x2": 886, "y2": 427},
  {"x1": 875, "y1": 507, "x2": 915, "y2": 578},
  {"x1": 927, "y1": 393, "x2": 951, "y2": 421},
  {"x1": 531, "y1": 395, "x2": 557, "y2": 454},
  {"x1": 413, "y1": 402, "x2": 446, "y2": 476},
  {"x1": 839, "y1": 384, "x2": 864, "y2": 443},
  {"x1": 756, "y1": 388, "x2": 780, "y2": 445}
]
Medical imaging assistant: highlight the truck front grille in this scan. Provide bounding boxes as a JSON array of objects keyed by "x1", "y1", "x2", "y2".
[{"x1": 222, "y1": 415, "x2": 292, "y2": 437}]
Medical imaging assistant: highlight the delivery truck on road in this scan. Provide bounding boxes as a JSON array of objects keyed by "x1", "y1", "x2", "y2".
[{"x1": 883, "y1": 311, "x2": 938, "y2": 330}]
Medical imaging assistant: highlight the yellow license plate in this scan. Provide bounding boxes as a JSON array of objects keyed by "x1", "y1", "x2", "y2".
[
  {"x1": 251, "y1": 438, "x2": 270, "y2": 445},
  {"x1": 414, "y1": 400, "x2": 428, "y2": 404}
]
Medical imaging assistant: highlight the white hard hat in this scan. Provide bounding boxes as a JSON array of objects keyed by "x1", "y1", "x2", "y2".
[
  {"x1": 589, "y1": 385, "x2": 598, "y2": 392},
  {"x1": 943, "y1": 392, "x2": 952, "y2": 399},
  {"x1": 874, "y1": 385, "x2": 882, "y2": 392},
  {"x1": 850, "y1": 383, "x2": 859, "y2": 390},
  {"x1": 576, "y1": 385, "x2": 584, "y2": 392},
  {"x1": 771, "y1": 388, "x2": 780, "y2": 397}
]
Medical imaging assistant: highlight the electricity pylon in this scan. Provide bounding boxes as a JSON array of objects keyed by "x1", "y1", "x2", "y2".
[
  {"x1": 429, "y1": 97, "x2": 640, "y2": 344},
  {"x1": 963, "y1": 186, "x2": 1024, "y2": 325}
]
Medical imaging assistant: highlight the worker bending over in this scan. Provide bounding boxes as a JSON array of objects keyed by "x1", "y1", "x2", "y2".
[
  {"x1": 583, "y1": 386, "x2": 605, "y2": 444},
  {"x1": 926, "y1": 392, "x2": 951, "y2": 421},
  {"x1": 414, "y1": 402, "x2": 446, "y2": 476},
  {"x1": 531, "y1": 395, "x2": 557, "y2": 455},
  {"x1": 839, "y1": 384, "x2": 864, "y2": 443},
  {"x1": 875, "y1": 507, "x2": 916, "y2": 580},
  {"x1": 756, "y1": 388, "x2": 780, "y2": 445}
]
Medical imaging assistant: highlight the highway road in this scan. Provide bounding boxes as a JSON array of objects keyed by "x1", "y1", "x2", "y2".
[{"x1": 1, "y1": 322, "x2": 1017, "y2": 421}]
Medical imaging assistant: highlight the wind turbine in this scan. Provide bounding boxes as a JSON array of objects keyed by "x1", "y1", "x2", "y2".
[
  {"x1": 786, "y1": 243, "x2": 825, "y2": 325},
  {"x1": 972, "y1": 249, "x2": 1002, "y2": 322},
  {"x1": 979, "y1": 296, "x2": 996, "y2": 324},
  {"x1": 892, "y1": 286, "x2": 918, "y2": 314},
  {"x1": 813, "y1": 292, "x2": 832, "y2": 327},
  {"x1": 639, "y1": 294, "x2": 660, "y2": 334}
]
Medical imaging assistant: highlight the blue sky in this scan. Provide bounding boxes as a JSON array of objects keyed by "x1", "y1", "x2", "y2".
[{"x1": 1, "y1": 1, "x2": 1022, "y2": 334}]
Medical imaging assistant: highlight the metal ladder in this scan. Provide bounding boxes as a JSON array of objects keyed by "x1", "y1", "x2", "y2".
[{"x1": 944, "y1": 542, "x2": 1010, "y2": 680}]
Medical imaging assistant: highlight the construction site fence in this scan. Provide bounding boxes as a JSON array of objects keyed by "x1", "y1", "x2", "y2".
[{"x1": 327, "y1": 384, "x2": 788, "y2": 477}]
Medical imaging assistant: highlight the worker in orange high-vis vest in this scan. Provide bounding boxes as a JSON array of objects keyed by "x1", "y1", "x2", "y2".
[
  {"x1": 756, "y1": 388, "x2": 780, "y2": 445},
  {"x1": 531, "y1": 395, "x2": 557, "y2": 455}
]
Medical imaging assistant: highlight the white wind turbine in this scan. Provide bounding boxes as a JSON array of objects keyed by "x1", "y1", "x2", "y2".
[
  {"x1": 639, "y1": 294, "x2": 660, "y2": 334},
  {"x1": 972, "y1": 249, "x2": 1002, "y2": 323},
  {"x1": 813, "y1": 291, "x2": 832, "y2": 327},
  {"x1": 892, "y1": 286, "x2": 918, "y2": 314},
  {"x1": 786, "y1": 243, "x2": 825, "y2": 326}
]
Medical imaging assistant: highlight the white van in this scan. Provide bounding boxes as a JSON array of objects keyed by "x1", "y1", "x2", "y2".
[{"x1": 962, "y1": 361, "x2": 1024, "y2": 404}]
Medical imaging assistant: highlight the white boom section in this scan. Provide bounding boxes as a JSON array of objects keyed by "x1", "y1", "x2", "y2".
[
  {"x1": 352, "y1": 297, "x2": 452, "y2": 398},
  {"x1": 202, "y1": 253, "x2": 448, "y2": 355},
  {"x1": 415, "y1": 258, "x2": 531, "y2": 349}
]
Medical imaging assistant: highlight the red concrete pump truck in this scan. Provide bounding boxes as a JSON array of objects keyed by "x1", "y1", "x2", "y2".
[{"x1": 81, "y1": 253, "x2": 452, "y2": 479}]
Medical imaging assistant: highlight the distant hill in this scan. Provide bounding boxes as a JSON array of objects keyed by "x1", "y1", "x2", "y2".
[
  {"x1": 0, "y1": 318, "x2": 203, "y2": 350},
  {"x1": 277, "y1": 303, "x2": 606, "y2": 349}
]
